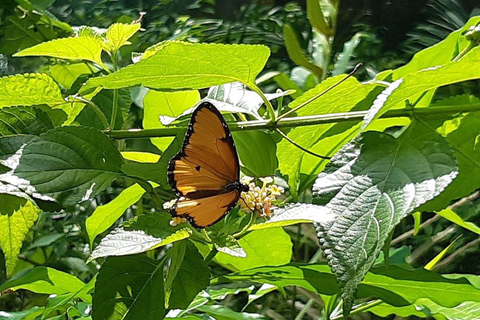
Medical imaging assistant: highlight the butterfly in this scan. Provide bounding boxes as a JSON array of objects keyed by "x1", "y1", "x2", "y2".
[{"x1": 167, "y1": 102, "x2": 249, "y2": 228}]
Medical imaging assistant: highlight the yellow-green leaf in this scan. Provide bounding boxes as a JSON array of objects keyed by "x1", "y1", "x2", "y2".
[
  {"x1": 0, "y1": 74, "x2": 64, "y2": 107},
  {"x1": 84, "y1": 41, "x2": 270, "y2": 91},
  {"x1": 14, "y1": 37, "x2": 106, "y2": 69},
  {"x1": 0, "y1": 201, "x2": 40, "y2": 276},
  {"x1": 104, "y1": 22, "x2": 141, "y2": 52}
]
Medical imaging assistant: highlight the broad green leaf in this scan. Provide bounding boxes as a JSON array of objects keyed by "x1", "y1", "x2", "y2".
[
  {"x1": 26, "y1": 127, "x2": 122, "y2": 203},
  {"x1": 421, "y1": 112, "x2": 480, "y2": 211},
  {"x1": 0, "y1": 307, "x2": 43, "y2": 320},
  {"x1": 370, "y1": 298, "x2": 480, "y2": 320},
  {"x1": 313, "y1": 121, "x2": 458, "y2": 315},
  {"x1": 277, "y1": 76, "x2": 369, "y2": 197},
  {"x1": 233, "y1": 131, "x2": 278, "y2": 177},
  {"x1": 215, "y1": 264, "x2": 480, "y2": 309},
  {"x1": 167, "y1": 241, "x2": 210, "y2": 309},
  {"x1": 86, "y1": 183, "x2": 145, "y2": 247},
  {"x1": 392, "y1": 16, "x2": 480, "y2": 79},
  {"x1": 0, "y1": 135, "x2": 51, "y2": 202},
  {"x1": 0, "y1": 266, "x2": 86, "y2": 295},
  {"x1": 0, "y1": 74, "x2": 64, "y2": 107},
  {"x1": 14, "y1": 37, "x2": 106, "y2": 69},
  {"x1": 5, "y1": 126, "x2": 123, "y2": 206},
  {"x1": 104, "y1": 23, "x2": 141, "y2": 52},
  {"x1": 143, "y1": 89, "x2": 200, "y2": 151},
  {"x1": 84, "y1": 41, "x2": 270, "y2": 90},
  {"x1": 436, "y1": 208, "x2": 480, "y2": 235},
  {"x1": 49, "y1": 63, "x2": 95, "y2": 90},
  {"x1": 0, "y1": 106, "x2": 54, "y2": 136},
  {"x1": 121, "y1": 151, "x2": 160, "y2": 163},
  {"x1": 215, "y1": 228, "x2": 292, "y2": 272},
  {"x1": 363, "y1": 46, "x2": 480, "y2": 129},
  {"x1": 90, "y1": 213, "x2": 191, "y2": 260},
  {"x1": 197, "y1": 305, "x2": 268, "y2": 320},
  {"x1": 306, "y1": 0, "x2": 332, "y2": 37},
  {"x1": 0, "y1": 201, "x2": 39, "y2": 276},
  {"x1": 93, "y1": 255, "x2": 165, "y2": 320},
  {"x1": 283, "y1": 24, "x2": 323, "y2": 78}
]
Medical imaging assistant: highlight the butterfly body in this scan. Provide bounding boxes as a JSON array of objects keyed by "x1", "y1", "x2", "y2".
[{"x1": 167, "y1": 102, "x2": 248, "y2": 228}]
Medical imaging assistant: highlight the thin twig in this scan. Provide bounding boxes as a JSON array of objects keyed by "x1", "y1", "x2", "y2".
[{"x1": 276, "y1": 128, "x2": 331, "y2": 160}]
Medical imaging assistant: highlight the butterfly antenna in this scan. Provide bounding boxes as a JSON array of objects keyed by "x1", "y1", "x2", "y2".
[
  {"x1": 276, "y1": 128, "x2": 331, "y2": 160},
  {"x1": 277, "y1": 63, "x2": 362, "y2": 120},
  {"x1": 239, "y1": 196, "x2": 255, "y2": 214}
]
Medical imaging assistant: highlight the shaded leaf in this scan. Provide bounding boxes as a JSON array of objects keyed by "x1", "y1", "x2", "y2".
[
  {"x1": 9, "y1": 126, "x2": 123, "y2": 206},
  {"x1": 233, "y1": 131, "x2": 278, "y2": 177},
  {"x1": 93, "y1": 255, "x2": 165, "y2": 320},
  {"x1": 436, "y1": 208, "x2": 480, "y2": 235},
  {"x1": 0, "y1": 106, "x2": 54, "y2": 136},
  {"x1": 167, "y1": 241, "x2": 210, "y2": 309}
]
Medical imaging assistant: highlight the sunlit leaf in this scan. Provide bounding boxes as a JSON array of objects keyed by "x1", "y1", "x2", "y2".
[
  {"x1": 313, "y1": 121, "x2": 458, "y2": 315},
  {"x1": 0, "y1": 74, "x2": 64, "y2": 107}
]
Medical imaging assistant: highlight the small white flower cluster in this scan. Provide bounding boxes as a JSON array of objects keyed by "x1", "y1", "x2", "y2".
[{"x1": 239, "y1": 176, "x2": 284, "y2": 217}]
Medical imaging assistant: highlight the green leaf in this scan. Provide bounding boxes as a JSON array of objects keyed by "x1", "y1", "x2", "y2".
[
  {"x1": 0, "y1": 307, "x2": 43, "y2": 320},
  {"x1": 273, "y1": 73, "x2": 303, "y2": 99},
  {"x1": 0, "y1": 266, "x2": 86, "y2": 295},
  {"x1": 215, "y1": 263, "x2": 480, "y2": 309},
  {"x1": 0, "y1": 201, "x2": 39, "y2": 276},
  {"x1": 143, "y1": 89, "x2": 200, "y2": 151},
  {"x1": 283, "y1": 24, "x2": 323, "y2": 78},
  {"x1": 332, "y1": 32, "x2": 365, "y2": 75},
  {"x1": 104, "y1": 23, "x2": 141, "y2": 52},
  {"x1": 0, "y1": 106, "x2": 54, "y2": 136},
  {"x1": 249, "y1": 203, "x2": 332, "y2": 231},
  {"x1": 363, "y1": 46, "x2": 480, "y2": 129},
  {"x1": 9, "y1": 126, "x2": 123, "y2": 206},
  {"x1": 90, "y1": 213, "x2": 191, "y2": 260},
  {"x1": 436, "y1": 208, "x2": 480, "y2": 235},
  {"x1": 313, "y1": 121, "x2": 458, "y2": 315},
  {"x1": 76, "y1": 89, "x2": 131, "y2": 130},
  {"x1": 392, "y1": 16, "x2": 480, "y2": 79},
  {"x1": 197, "y1": 305, "x2": 268, "y2": 320},
  {"x1": 14, "y1": 37, "x2": 106, "y2": 69},
  {"x1": 93, "y1": 255, "x2": 165, "y2": 320},
  {"x1": 370, "y1": 298, "x2": 480, "y2": 319},
  {"x1": 167, "y1": 241, "x2": 210, "y2": 309},
  {"x1": 84, "y1": 41, "x2": 270, "y2": 90},
  {"x1": 306, "y1": 0, "x2": 332, "y2": 37},
  {"x1": 421, "y1": 112, "x2": 480, "y2": 211},
  {"x1": 121, "y1": 151, "x2": 160, "y2": 163},
  {"x1": 49, "y1": 63, "x2": 96, "y2": 90},
  {"x1": 0, "y1": 74, "x2": 64, "y2": 107},
  {"x1": 277, "y1": 76, "x2": 369, "y2": 197},
  {"x1": 233, "y1": 131, "x2": 278, "y2": 177},
  {"x1": 425, "y1": 236, "x2": 461, "y2": 271},
  {"x1": 86, "y1": 183, "x2": 146, "y2": 247},
  {"x1": 215, "y1": 228, "x2": 292, "y2": 272}
]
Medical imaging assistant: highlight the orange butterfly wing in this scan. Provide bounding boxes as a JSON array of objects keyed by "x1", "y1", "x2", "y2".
[{"x1": 167, "y1": 102, "x2": 244, "y2": 228}]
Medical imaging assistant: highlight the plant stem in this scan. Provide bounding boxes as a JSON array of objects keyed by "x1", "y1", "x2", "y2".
[
  {"x1": 248, "y1": 83, "x2": 276, "y2": 122},
  {"x1": 70, "y1": 95, "x2": 109, "y2": 129},
  {"x1": 110, "y1": 89, "x2": 119, "y2": 129},
  {"x1": 204, "y1": 247, "x2": 218, "y2": 264},
  {"x1": 104, "y1": 103, "x2": 480, "y2": 139}
]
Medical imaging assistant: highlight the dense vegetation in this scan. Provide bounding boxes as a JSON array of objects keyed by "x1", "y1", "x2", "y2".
[{"x1": 0, "y1": 0, "x2": 480, "y2": 319}]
